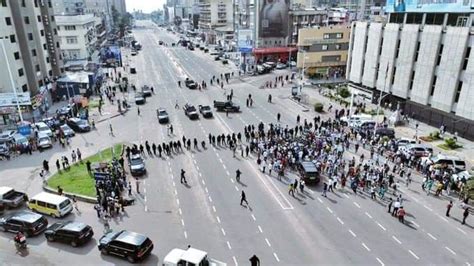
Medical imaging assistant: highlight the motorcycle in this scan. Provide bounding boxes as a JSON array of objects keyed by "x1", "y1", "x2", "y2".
[{"x1": 14, "y1": 238, "x2": 27, "y2": 250}]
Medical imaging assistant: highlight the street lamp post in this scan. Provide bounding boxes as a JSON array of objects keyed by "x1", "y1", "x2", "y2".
[
  {"x1": 374, "y1": 62, "x2": 391, "y2": 136},
  {"x1": 0, "y1": 37, "x2": 24, "y2": 122}
]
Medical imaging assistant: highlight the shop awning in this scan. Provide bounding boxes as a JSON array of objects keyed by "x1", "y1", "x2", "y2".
[{"x1": 253, "y1": 47, "x2": 298, "y2": 54}]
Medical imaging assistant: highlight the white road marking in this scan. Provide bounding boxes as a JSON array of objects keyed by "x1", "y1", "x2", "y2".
[
  {"x1": 219, "y1": 158, "x2": 223, "y2": 163},
  {"x1": 353, "y1": 202, "x2": 361, "y2": 208},
  {"x1": 216, "y1": 216, "x2": 221, "y2": 223},
  {"x1": 327, "y1": 207, "x2": 333, "y2": 214},
  {"x1": 411, "y1": 221, "x2": 420, "y2": 228},
  {"x1": 445, "y1": 246, "x2": 456, "y2": 255},
  {"x1": 199, "y1": 172, "x2": 202, "y2": 177},
  {"x1": 337, "y1": 217, "x2": 344, "y2": 225},
  {"x1": 232, "y1": 256, "x2": 238, "y2": 266},
  {"x1": 376, "y1": 257, "x2": 385, "y2": 266},
  {"x1": 365, "y1": 212, "x2": 373, "y2": 219},
  {"x1": 251, "y1": 214, "x2": 256, "y2": 221},
  {"x1": 208, "y1": 196, "x2": 213, "y2": 202},
  {"x1": 273, "y1": 253, "x2": 280, "y2": 262},
  {"x1": 258, "y1": 225, "x2": 263, "y2": 233},
  {"x1": 227, "y1": 241, "x2": 232, "y2": 250},
  {"x1": 265, "y1": 238, "x2": 272, "y2": 247},
  {"x1": 235, "y1": 186, "x2": 239, "y2": 191},
  {"x1": 362, "y1": 243, "x2": 371, "y2": 251},
  {"x1": 408, "y1": 250, "x2": 419, "y2": 260},
  {"x1": 174, "y1": 189, "x2": 178, "y2": 195},
  {"x1": 143, "y1": 196, "x2": 147, "y2": 202},
  {"x1": 143, "y1": 188, "x2": 147, "y2": 193},
  {"x1": 392, "y1": 235, "x2": 402, "y2": 244},
  {"x1": 202, "y1": 179, "x2": 205, "y2": 185},
  {"x1": 424, "y1": 205, "x2": 433, "y2": 212},
  {"x1": 465, "y1": 262, "x2": 471, "y2": 266},
  {"x1": 348, "y1": 229, "x2": 357, "y2": 237},
  {"x1": 377, "y1": 222, "x2": 387, "y2": 231},
  {"x1": 176, "y1": 199, "x2": 180, "y2": 205},
  {"x1": 456, "y1": 227, "x2": 467, "y2": 235},
  {"x1": 221, "y1": 228, "x2": 226, "y2": 236},
  {"x1": 193, "y1": 159, "x2": 197, "y2": 164},
  {"x1": 212, "y1": 206, "x2": 216, "y2": 212},
  {"x1": 196, "y1": 166, "x2": 200, "y2": 171},
  {"x1": 181, "y1": 219, "x2": 185, "y2": 226},
  {"x1": 436, "y1": 214, "x2": 449, "y2": 222},
  {"x1": 178, "y1": 208, "x2": 182, "y2": 215},
  {"x1": 427, "y1": 232, "x2": 437, "y2": 240},
  {"x1": 172, "y1": 181, "x2": 176, "y2": 187},
  {"x1": 230, "y1": 178, "x2": 235, "y2": 183},
  {"x1": 344, "y1": 194, "x2": 350, "y2": 198},
  {"x1": 222, "y1": 164, "x2": 227, "y2": 170},
  {"x1": 226, "y1": 170, "x2": 230, "y2": 176},
  {"x1": 184, "y1": 231, "x2": 187, "y2": 239},
  {"x1": 205, "y1": 187, "x2": 209, "y2": 193},
  {"x1": 317, "y1": 197, "x2": 323, "y2": 203},
  {"x1": 144, "y1": 206, "x2": 148, "y2": 212}
]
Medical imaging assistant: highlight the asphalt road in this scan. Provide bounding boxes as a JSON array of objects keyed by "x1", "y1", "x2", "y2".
[{"x1": 0, "y1": 20, "x2": 472, "y2": 265}]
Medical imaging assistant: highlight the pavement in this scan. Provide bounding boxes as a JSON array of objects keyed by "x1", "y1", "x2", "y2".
[{"x1": 0, "y1": 20, "x2": 472, "y2": 265}]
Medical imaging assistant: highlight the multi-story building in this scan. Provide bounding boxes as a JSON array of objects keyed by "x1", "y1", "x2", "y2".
[
  {"x1": 199, "y1": 0, "x2": 232, "y2": 44},
  {"x1": 56, "y1": 14, "x2": 97, "y2": 62},
  {"x1": 289, "y1": 8, "x2": 328, "y2": 46},
  {"x1": 347, "y1": 3, "x2": 474, "y2": 139},
  {"x1": 297, "y1": 25, "x2": 350, "y2": 79},
  {"x1": 0, "y1": 0, "x2": 63, "y2": 123}
]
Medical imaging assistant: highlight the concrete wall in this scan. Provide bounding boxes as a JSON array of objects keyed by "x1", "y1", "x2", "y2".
[
  {"x1": 392, "y1": 24, "x2": 418, "y2": 99},
  {"x1": 348, "y1": 21, "x2": 367, "y2": 83},
  {"x1": 376, "y1": 23, "x2": 399, "y2": 93},
  {"x1": 361, "y1": 23, "x2": 382, "y2": 88}
]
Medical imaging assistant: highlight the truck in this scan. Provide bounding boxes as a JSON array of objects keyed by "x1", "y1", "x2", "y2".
[
  {"x1": 0, "y1": 186, "x2": 27, "y2": 208},
  {"x1": 183, "y1": 104, "x2": 199, "y2": 120},
  {"x1": 163, "y1": 247, "x2": 226, "y2": 266},
  {"x1": 198, "y1": 105, "x2": 213, "y2": 118},
  {"x1": 213, "y1": 100, "x2": 240, "y2": 112}
]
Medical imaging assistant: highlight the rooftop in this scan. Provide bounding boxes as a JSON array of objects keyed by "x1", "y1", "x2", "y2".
[{"x1": 55, "y1": 14, "x2": 96, "y2": 26}]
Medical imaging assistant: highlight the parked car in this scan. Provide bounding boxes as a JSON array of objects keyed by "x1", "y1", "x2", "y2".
[
  {"x1": 60, "y1": 124, "x2": 75, "y2": 138},
  {"x1": 28, "y1": 192, "x2": 73, "y2": 218},
  {"x1": 451, "y1": 170, "x2": 474, "y2": 183},
  {"x1": 0, "y1": 211, "x2": 48, "y2": 236},
  {"x1": 0, "y1": 186, "x2": 27, "y2": 208},
  {"x1": 130, "y1": 153, "x2": 146, "y2": 176},
  {"x1": 98, "y1": 230, "x2": 154, "y2": 263},
  {"x1": 396, "y1": 138, "x2": 417, "y2": 147},
  {"x1": 222, "y1": 59, "x2": 228, "y2": 64},
  {"x1": 12, "y1": 133, "x2": 29, "y2": 147},
  {"x1": 131, "y1": 50, "x2": 138, "y2": 56},
  {"x1": 213, "y1": 100, "x2": 240, "y2": 112},
  {"x1": 185, "y1": 79, "x2": 197, "y2": 89},
  {"x1": 0, "y1": 141, "x2": 10, "y2": 159},
  {"x1": 37, "y1": 133, "x2": 53, "y2": 150},
  {"x1": 67, "y1": 118, "x2": 91, "y2": 133},
  {"x1": 141, "y1": 85, "x2": 152, "y2": 97},
  {"x1": 135, "y1": 92, "x2": 146, "y2": 105},
  {"x1": 400, "y1": 144, "x2": 433, "y2": 158},
  {"x1": 198, "y1": 105, "x2": 213, "y2": 118},
  {"x1": 0, "y1": 130, "x2": 16, "y2": 142},
  {"x1": 33, "y1": 122, "x2": 53, "y2": 137},
  {"x1": 157, "y1": 109, "x2": 169, "y2": 124},
  {"x1": 276, "y1": 62, "x2": 287, "y2": 69},
  {"x1": 43, "y1": 117, "x2": 62, "y2": 130},
  {"x1": 375, "y1": 127, "x2": 395, "y2": 138},
  {"x1": 45, "y1": 221, "x2": 94, "y2": 247},
  {"x1": 163, "y1": 247, "x2": 226, "y2": 266},
  {"x1": 422, "y1": 154, "x2": 466, "y2": 172},
  {"x1": 183, "y1": 104, "x2": 199, "y2": 120}
]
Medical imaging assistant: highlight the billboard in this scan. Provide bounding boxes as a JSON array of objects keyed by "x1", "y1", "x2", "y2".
[
  {"x1": 386, "y1": 0, "x2": 474, "y2": 13},
  {"x1": 0, "y1": 92, "x2": 32, "y2": 108},
  {"x1": 258, "y1": 0, "x2": 290, "y2": 44},
  {"x1": 238, "y1": 29, "x2": 254, "y2": 52}
]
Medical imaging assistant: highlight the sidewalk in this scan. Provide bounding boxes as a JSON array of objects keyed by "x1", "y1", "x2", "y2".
[{"x1": 298, "y1": 85, "x2": 474, "y2": 166}]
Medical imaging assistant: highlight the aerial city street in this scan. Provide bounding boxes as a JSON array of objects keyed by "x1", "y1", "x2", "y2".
[{"x1": 0, "y1": 0, "x2": 473, "y2": 265}]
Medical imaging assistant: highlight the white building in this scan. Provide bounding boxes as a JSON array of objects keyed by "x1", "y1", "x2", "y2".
[
  {"x1": 347, "y1": 11, "x2": 474, "y2": 139},
  {"x1": 199, "y1": 0, "x2": 233, "y2": 44},
  {"x1": 56, "y1": 14, "x2": 98, "y2": 62}
]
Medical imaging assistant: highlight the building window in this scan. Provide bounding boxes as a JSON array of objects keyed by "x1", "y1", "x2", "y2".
[
  {"x1": 409, "y1": 71, "x2": 415, "y2": 91},
  {"x1": 454, "y1": 81, "x2": 463, "y2": 103},
  {"x1": 37, "y1": 15, "x2": 41, "y2": 22},
  {"x1": 66, "y1": 36, "x2": 78, "y2": 44},
  {"x1": 336, "y1": 33, "x2": 343, "y2": 39},
  {"x1": 322, "y1": 45, "x2": 328, "y2": 50},
  {"x1": 28, "y1": 33, "x2": 33, "y2": 40},
  {"x1": 32, "y1": 49, "x2": 37, "y2": 56},
  {"x1": 56, "y1": 42, "x2": 60, "y2": 48},
  {"x1": 40, "y1": 30, "x2": 44, "y2": 36},
  {"x1": 43, "y1": 43, "x2": 47, "y2": 50},
  {"x1": 24, "y1": 16, "x2": 29, "y2": 24},
  {"x1": 323, "y1": 33, "x2": 329, "y2": 39},
  {"x1": 35, "y1": 65, "x2": 40, "y2": 72},
  {"x1": 436, "y1": 45, "x2": 443, "y2": 66},
  {"x1": 53, "y1": 29, "x2": 57, "y2": 35},
  {"x1": 51, "y1": 16, "x2": 55, "y2": 22},
  {"x1": 22, "y1": 84, "x2": 28, "y2": 92},
  {"x1": 18, "y1": 68, "x2": 24, "y2": 77},
  {"x1": 335, "y1": 44, "x2": 341, "y2": 50},
  {"x1": 46, "y1": 57, "x2": 50, "y2": 63},
  {"x1": 14, "y1": 52, "x2": 20, "y2": 60},
  {"x1": 10, "y1": 34, "x2": 16, "y2": 43},
  {"x1": 414, "y1": 41, "x2": 421, "y2": 62},
  {"x1": 5, "y1": 17, "x2": 11, "y2": 25},
  {"x1": 430, "y1": 76, "x2": 437, "y2": 96},
  {"x1": 21, "y1": 0, "x2": 25, "y2": 7},
  {"x1": 1, "y1": 0, "x2": 7, "y2": 7},
  {"x1": 463, "y1": 47, "x2": 470, "y2": 70},
  {"x1": 64, "y1": 25, "x2": 76, "y2": 31}
]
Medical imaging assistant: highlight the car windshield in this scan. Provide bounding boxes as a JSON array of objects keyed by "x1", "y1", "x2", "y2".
[
  {"x1": 59, "y1": 199, "x2": 71, "y2": 209},
  {"x1": 38, "y1": 125, "x2": 49, "y2": 131},
  {"x1": 39, "y1": 137, "x2": 49, "y2": 142},
  {"x1": 131, "y1": 158, "x2": 143, "y2": 165},
  {"x1": 159, "y1": 111, "x2": 167, "y2": 116},
  {"x1": 76, "y1": 120, "x2": 87, "y2": 126},
  {"x1": 201, "y1": 106, "x2": 210, "y2": 111}
]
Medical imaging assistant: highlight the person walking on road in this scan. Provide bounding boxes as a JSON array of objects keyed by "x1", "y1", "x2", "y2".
[
  {"x1": 462, "y1": 207, "x2": 469, "y2": 225},
  {"x1": 322, "y1": 181, "x2": 328, "y2": 197},
  {"x1": 446, "y1": 200, "x2": 453, "y2": 217},
  {"x1": 236, "y1": 169, "x2": 241, "y2": 182},
  {"x1": 277, "y1": 113, "x2": 281, "y2": 122},
  {"x1": 109, "y1": 123, "x2": 114, "y2": 136},
  {"x1": 387, "y1": 198, "x2": 393, "y2": 214},
  {"x1": 180, "y1": 169, "x2": 187, "y2": 184},
  {"x1": 249, "y1": 255, "x2": 260, "y2": 266},
  {"x1": 137, "y1": 107, "x2": 140, "y2": 116},
  {"x1": 240, "y1": 190, "x2": 248, "y2": 206}
]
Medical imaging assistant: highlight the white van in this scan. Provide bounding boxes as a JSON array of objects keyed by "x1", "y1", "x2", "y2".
[
  {"x1": 341, "y1": 114, "x2": 372, "y2": 126},
  {"x1": 27, "y1": 192, "x2": 73, "y2": 218}
]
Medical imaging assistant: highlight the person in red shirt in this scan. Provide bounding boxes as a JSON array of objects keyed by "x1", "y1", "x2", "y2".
[{"x1": 398, "y1": 207, "x2": 406, "y2": 223}]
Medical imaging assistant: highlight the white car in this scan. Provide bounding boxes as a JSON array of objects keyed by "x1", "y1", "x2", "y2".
[
  {"x1": 37, "y1": 133, "x2": 52, "y2": 150},
  {"x1": 163, "y1": 247, "x2": 226, "y2": 266},
  {"x1": 276, "y1": 62, "x2": 287, "y2": 69},
  {"x1": 34, "y1": 122, "x2": 53, "y2": 137}
]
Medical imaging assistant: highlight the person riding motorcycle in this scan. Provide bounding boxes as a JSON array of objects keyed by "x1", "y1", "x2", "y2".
[{"x1": 14, "y1": 231, "x2": 26, "y2": 248}]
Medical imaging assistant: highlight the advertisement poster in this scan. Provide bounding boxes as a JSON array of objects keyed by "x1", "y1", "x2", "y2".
[
  {"x1": 258, "y1": 0, "x2": 289, "y2": 39},
  {"x1": 238, "y1": 29, "x2": 254, "y2": 52},
  {"x1": 386, "y1": 0, "x2": 473, "y2": 13}
]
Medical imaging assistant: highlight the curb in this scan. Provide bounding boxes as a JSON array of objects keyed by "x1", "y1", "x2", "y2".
[{"x1": 42, "y1": 143, "x2": 125, "y2": 204}]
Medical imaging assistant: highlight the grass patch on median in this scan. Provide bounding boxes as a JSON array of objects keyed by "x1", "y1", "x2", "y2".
[{"x1": 47, "y1": 143, "x2": 123, "y2": 197}]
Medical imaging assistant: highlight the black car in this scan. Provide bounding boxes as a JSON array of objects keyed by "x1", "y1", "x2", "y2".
[
  {"x1": 135, "y1": 92, "x2": 146, "y2": 105},
  {"x1": 375, "y1": 127, "x2": 396, "y2": 138},
  {"x1": 141, "y1": 85, "x2": 152, "y2": 97},
  {"x1": 67, "y1": 118, "x2": 91, "y2": 132},
  {"x1": 98, "y1": 230, "x2": 154, "y2": 263},
  {"x1": 188, "y1": 45, "x2": 194, "y2": 50},
  {"x1": 185, "y1": 79, "x2": 197, "y2": 89},
  {"x1": 130, "y1": 153, "x2": 146, "y2": 176},
  {"x1": 298, "y1": 161, "x2": 320, "y2": 184},
  {"x1": 198, "y1": 105, "x2": 213, "y2": 118},
  {"x1": 45, "y1": 221, "x2": 94, "y2": 247},
  {"x1": 157, "y1": 109, "x2": 169, "y2": 124},
  {"x1": 43, "y1": 117, "x2": 62, "y2": 130},
  {"x1": 159, "y1": 41, "x2": 164, "y2": 45},
  {"x1": 0, "y1": 211, "x2": 48, "y2": 236},
  {"x1": 183, "y1": 104, "x2": 199, "y2": 120}
]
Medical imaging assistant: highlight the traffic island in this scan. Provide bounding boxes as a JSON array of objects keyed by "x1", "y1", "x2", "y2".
[{"x1": 45, "y1": 144, "x2": 123, "y2": 201}]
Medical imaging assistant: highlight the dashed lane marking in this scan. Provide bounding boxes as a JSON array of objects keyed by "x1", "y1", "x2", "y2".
[
  {"x1": 427, "y1": 232, "x2": 437, "y2": 240},
  {"x1": 178, "y1": 208, "x2": 182, "y2": 215},
  {"x1": 205, "y1": 188, "x2": 209, "y2": 193},
  {"x1": 202, "y1": 179, "x2": 205, "y2": 185},
  {"x1": 392, "y1": 235, "x2": 402, "y2": 244},
  {"x1": 233, "y1": 256, "x2": 238, "y2": 266},
  {"x1": 227, "y1": 241, "x2": 232, "y2": 250},
  {"x1": 184, "y1": 231, "x2": 187, "y2": 239},
  {"x1": 376, "y1": 222, "x2": 386, "y2": 231},
  {"x1": 408, "y1": 250, "x2": 419, "y2": 260},
  {"x1": 176, "y1": 199, "x2": 180, "y2": 205},
  {"x1": 181, "y1": 219, "x2": 185, "y2": 226},
  {"x1": 423, "y1": 205, "x2": 433, "y2": 212},
  {"x1": 317, "y1": 197, "x2": 323, "y2": 203},
  {"x1": 456, "y1": 227, "x2": 467, "y2": 235},
  {"x1": 230, "y1": 178, "x2": 235, "y2": 183},
  {"x1": 226, "y1": 170, "x2": 230, "y2": 176},
  {"x1": 337, "y1": 217, "x2": 344, "y2": 225},
  {"x1": 216, "y1": 216, "x2": 221, "y2": 223},
  {"x1": 348, "y1": 229, "x2": 357, "y2": 237},
  {"x1": 353, "y1": 202, "x2": 361, "y2": 208},
  {"x1": 208, "y1": 196, "x2": 213, "y2": 202},
  {"x1": 196, "y1": 166, "x2": 200, "y2": 171},
  {"x1": 344, "y1": 194, "x2": 350, "y2": 198},
  {"x1": 144, "y1": 206, "x2": 148, "y2": 212},
  {"x1": 258, "y1": 225, "x2": 263, "y2": 233},
  {"x1": 376, "y1": 257, "x2": 385, "y2": 266},
  {"x1": 251, "y1": 214, "x2": 256, "y2": 221},
  {"x1": 362, "y1": 243, "x2": 371, "y2": 252},
  {"x1": 273, "y1": 253, "x2": 280, "y2": 262},
  {"x1": 199, "y1": 172, "x2": 202, "y2": 177},
  {"x1": 212, "y1": 206, "x2": 216, "y2": 212},
  {"x1": 219, "y1": 158, "x2": 223, "y2": 163},
  {"x1": 235, "y1": 186, "x2": 239, "y2": 191},
  {"x1": 445, "y1": 246, "x2": 456, "y2": 256},
  {"x1": 265, "y1": 238, "x2": 272, "y2": 247},
  {"x1": 365, "y1": 212, "x2": 373, "y2": 219},
  {"x1": 327, "y1": 207, "x2": 333, "y2": 214},
  {"x1": 411, "y1": 221, "x2": 420, "y2": 228},
  {"x1": 174, "y1": 189, "x2": 178, "y2": 195},
  {"x1": 221, "y1": 228, "x2": 226, "y2": 236}
]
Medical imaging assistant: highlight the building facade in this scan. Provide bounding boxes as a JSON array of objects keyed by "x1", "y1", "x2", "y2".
[
  {"x1": 199, "y1": 0, "x2": 233, "y2": 44},
  {"x1": 347, "y1": 17, "x2": 474, "y2": 138},
  {"x1": 297, "y1": 25, "x2": 350, "y2": 78},
  {"x1": 56, "y1": 14, "x2": 97, "y2": 62}
]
